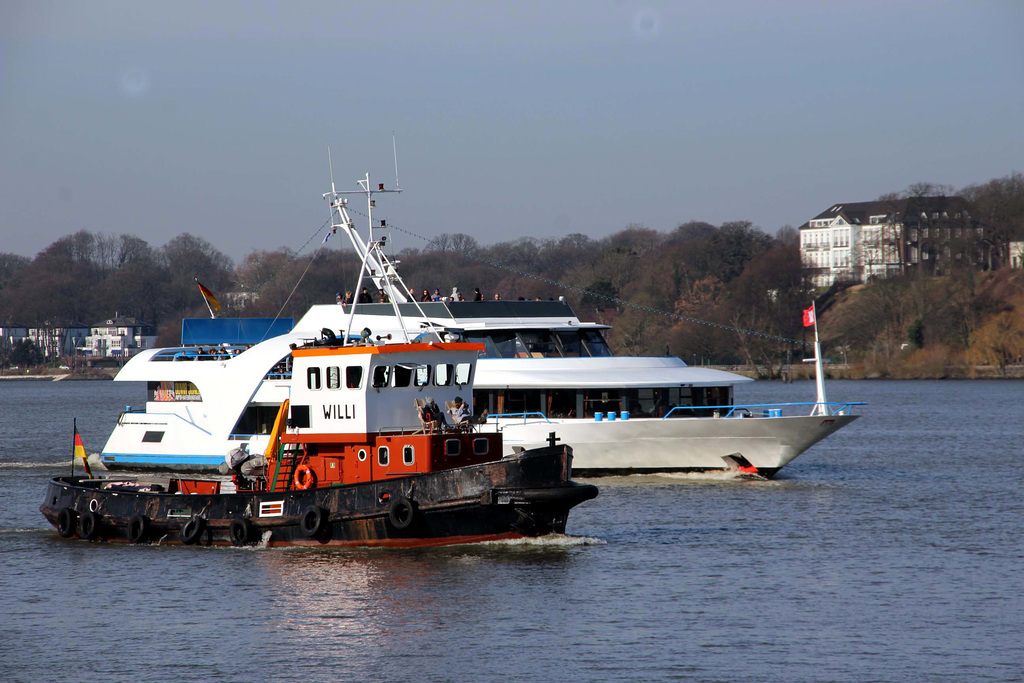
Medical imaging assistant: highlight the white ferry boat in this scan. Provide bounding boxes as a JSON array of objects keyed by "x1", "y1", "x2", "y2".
[{"x1": 98, "y1": 173, "x2": 860, "y2": 477}]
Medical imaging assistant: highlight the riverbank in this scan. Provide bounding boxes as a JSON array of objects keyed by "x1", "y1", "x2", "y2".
[
  {"x1": 0, "y1": 369, "x2": 116, "y2": 381},
  {"x1": 706, "y1": 363, "x2": 1024, "y2": 380}
]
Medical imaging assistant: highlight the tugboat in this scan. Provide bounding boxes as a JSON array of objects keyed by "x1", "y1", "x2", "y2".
[
  {"x1": 39, "y1": 170, "x2": 597, "y2": 547},
  {"x1": 40, "y1": 329, "x2": 597, "y2": 547}
]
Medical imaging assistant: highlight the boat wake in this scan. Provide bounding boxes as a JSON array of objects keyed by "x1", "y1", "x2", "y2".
[
  {"x1": 0, "y1": 460, "x2": 74, "y2": 470},
  {"x1": 478, "y1": 534, "x2": 606, "y2": 548}
]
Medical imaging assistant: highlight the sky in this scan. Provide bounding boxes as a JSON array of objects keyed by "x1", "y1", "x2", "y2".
[{"x1": 2, "y1": 1, "x2": 1022, "y2": 264}]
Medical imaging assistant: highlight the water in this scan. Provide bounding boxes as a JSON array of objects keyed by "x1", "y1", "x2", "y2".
[{"x1": 2, "y1": 379, "x2": 1023, "y2": 682}]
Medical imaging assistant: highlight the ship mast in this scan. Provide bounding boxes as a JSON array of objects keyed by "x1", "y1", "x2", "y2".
[{"x1": 323, "y1": 161, "x2": 433, "y2": 343}]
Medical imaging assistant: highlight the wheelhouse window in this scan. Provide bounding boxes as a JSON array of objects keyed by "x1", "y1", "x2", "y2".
[
  {"x1": 393, "y1": 364, "x2": 413, "y2": 387},
  {"x1": 307, "y1": 367, "x2": 322, "y2": 390},
  {"x1": 518, "y1": 330, "x2": 558, "y2": 357},
  {"x1": 402, "y1": 445, "x2": 415, "y2": 465},
  {"x1": 435, "y1": 363, "x2": 453, "y2": 386},
  {"x1": 414, "y1": 365, "x2": 430, "y2": 387},
  {"x1": 454, "y1": 362, "x2": 472, "y2": 386},
  {"x1": 371, "y1": 365, "x2": 390, "y2": 388},
  {"x1": 377, "y1": 446, "x2": 389, "y2": 466},
  {"x1": 327, "y1": 366, "x2": 341, "y2": 390},
  {"x1": 555, "y1": 332, "x2": 582, "y2": 357},
  {"x1": 346, "y1": 366, "x2": 363, "y2": 389}
]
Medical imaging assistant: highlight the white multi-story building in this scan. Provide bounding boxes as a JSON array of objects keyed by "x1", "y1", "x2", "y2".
[
  {"x1": 800, "y1": 197, "x2": 976, "y2": 287},
  {"x1": 84, "y1": 316, "x2": 158, "y2": 358}
]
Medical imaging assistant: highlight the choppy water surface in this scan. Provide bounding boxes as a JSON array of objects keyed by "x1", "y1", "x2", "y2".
[{"x1": 2, "y1": 379, "x2": 1022, "y2": 682}]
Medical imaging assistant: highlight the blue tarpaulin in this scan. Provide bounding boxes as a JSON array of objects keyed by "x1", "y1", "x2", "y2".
[{"x1": 180, "y1": 318, "x2": 294, "y2": 346}]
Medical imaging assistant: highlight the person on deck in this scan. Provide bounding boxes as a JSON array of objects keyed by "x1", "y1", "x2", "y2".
[
  {"x1": 420, "y1": 289, "x2": 431, "y2": 302},
  {"x1": 448, "y1": 396, "x2": 471, "y2": 426},
  {"x1": 358, "y1": 287, "x2": 373, "y2": 304},
  {"x1": 473, "y1": 288, "x2": 482, "y2": 301}
]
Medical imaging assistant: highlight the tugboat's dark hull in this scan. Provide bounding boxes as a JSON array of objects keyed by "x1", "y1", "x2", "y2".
[{"x1": 40, "y1": 446, "x2": 597, "y2": 548}]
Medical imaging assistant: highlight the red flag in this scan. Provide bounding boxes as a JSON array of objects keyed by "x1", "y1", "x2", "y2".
[
  {"x1": 74, "y1": 425, "x2": 93, "y2": 478},
  {"x1": 195, "y1": 279, "x2": 221, "y2": 314},
  {"x1": 803, "y1": 305, "x2": 816, "y2": 328}
]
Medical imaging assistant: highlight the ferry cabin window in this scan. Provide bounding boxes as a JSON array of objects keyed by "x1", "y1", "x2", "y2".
[
  {"x1": 463, "y1": 333, "x2": 501, "y2": 358},
  {"x1": 518, "y1": 331, "x2": 558, "y2": 357},
  {"x1": 393, "y1": 364, "x2": 413, "y2": 388},
  {"x1": 555, "y1": 332, "x2": 582, "y2": 357},
  {"x1": 327, "y1": 366, "x2": 341, "y2": 390},
  {"x1": 580, "y1": 330, "x2": 612, "y2": 357},
  {"x1": 403, "y1": 445, "x2": 415, "y2": 466},
  {"x1": 231, "y1": 405, "x2": 286, "y2": 436},
  {"x1": 378, "y1": 446, "x2": 389, "y2": 466},
  {"x1": 583, "y1": 389, "x2": 620, "y2": 417},
  {"x1": 435, "y1": 363, "x2": 453, "y2": 386},
  {"x1": 547, "y1": 389, "x2": 577, "y2": 418},
  {"x1": 414, "y1": 364, "x2": 430, "y2": 387},
  {"x1": 371, "y1": 365, "x2": 390, "y2": 388},
  {"x1": 454, "y1": 362, "x2": 472, "y2": 386},
  {"x1": 307, "y1": 367, "x2": 322, "y2": 390},
  {"x1": 346, "y1": 366, "x2": 363, "y2": 389}
]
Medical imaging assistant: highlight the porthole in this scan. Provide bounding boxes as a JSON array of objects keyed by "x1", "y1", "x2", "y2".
[{"x1": 357, "y1": 449, "x2": 367, "y2": 462}]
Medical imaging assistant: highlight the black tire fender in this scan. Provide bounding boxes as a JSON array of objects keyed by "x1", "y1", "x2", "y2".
[
  {"x1": 300, "y1": 506, "x2": 326, "y2": 538},
  {"x1": 387, "y1": 496, "x2": 417, "y2": 531},
  {"x1": 180, "y1": 516, "x2": 206, "y2": 545},
  {"x1": 229, "y1": 518, "x2": 255, "y2": 546},
  {"x1": 57, "y1": 507, "x2": 77, "y2": 538},
  {"x1": 78, "y1": 510, "x2": 101, "y2": 541},
  {"x1": 127, "y1": 515, "x2": 150, "y2": 544}
]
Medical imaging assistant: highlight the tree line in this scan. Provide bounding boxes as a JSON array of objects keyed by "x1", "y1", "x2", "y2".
[{"x1": 2, "y1": 173, "x2": 1022, "y2": 374}]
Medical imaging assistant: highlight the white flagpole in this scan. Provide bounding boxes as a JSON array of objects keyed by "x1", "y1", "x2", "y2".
[{"x1": 811, "y1": 302, "x2": 828, "y2": 415}]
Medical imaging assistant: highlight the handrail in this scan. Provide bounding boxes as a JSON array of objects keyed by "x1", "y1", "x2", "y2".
[
  {"x1": 489, "y1": 411, "x2": 552, "y2": 424},
  {"x1": 663, "y1": 401, "x2": 867, "y2": 419}
]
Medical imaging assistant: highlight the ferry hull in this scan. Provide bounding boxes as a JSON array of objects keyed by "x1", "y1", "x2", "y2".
[
  {"x1": 42, "y1": 446, "x2": 597, "y2": 548},
  {"x1": 497, "y1": 414, "x2": 860, "y2": 477}
]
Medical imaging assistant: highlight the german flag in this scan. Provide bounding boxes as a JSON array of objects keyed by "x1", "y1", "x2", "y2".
[
  {"x1": 195, "y1": 278, "x2": 221, "y2": 315},
  {"x1": 74, "y1": 423, "x2": 92, "y2": 478}
]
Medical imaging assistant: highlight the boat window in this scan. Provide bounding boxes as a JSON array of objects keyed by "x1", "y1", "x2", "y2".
[
  {"x1": 231, "y1": 405, "x2": 283, "y2": 436},
  {"x1": 371, "y1": 365, "x2": 390, "y2": 388},
  {"x1": 582, "y1": 389, "x2": 620, "y2": 417},
  {"x1": 485, "y1": 331, "x2": 523, "y2": 358},
  {"x1": 518, "y1": 331, "x2": 558, "y2": 358},
  {"x1": 580, "y1": 330, "x2": 612, "y2": 357},
  {"x1": 378, "y1": 446, "x2": 389, "y2": 466},
  {"x1": 547, "y1": 389, "x2": 577, "y2": 418},
  {"x1": 346, "y1": 366, "x2": 363, "y2": 389},
  {"x1": 327, "y1": 366, "x2": 341, "y2": 390},
  {"x1": 463, "y1": 332, "x2": 500, "y2": 358},
  {"x1": 142, "y1": 431, "x2": 164, "y2": 443},
  {"x1": 454, "y1": 362, "x2": 472, "y2": 386},
  {"x1": 414, "y1": 364, "x2": 430, "y2": 387},
  {"x1": 555, "y1": 332, "x2": 582, "y2": 357},
  {"x1": 290, "y1": 405, "x2": 311, "y2": 428},
  {"x1": 148, "y1": 381, "x2": 202, "y2": 402},
  {"x1": 393, "y1": 364, "x2": 413, "y2": 388},
  {"x1": 445, "y1": 439, "x2": 461, "y2": 457},
  {"x1": 434, "y1": 363, "x2": 453, "y2": 386},
  {"x1": 403, "y1": 445, "x2": 415, "y2": 466},
  {"x1": 627, "y1": 388, "x2": 664, "y2": 418},
  {"x1": 357, "y1": 448, "x2": 367, "y2": 462},
  {"x1": 503, "y1": 389, "x2": 543, "y2": 415},
  {"x1": 473, "y1": 438, "x2": 489, "y2": 456},
  {"x1": 307, "y1": 367, "x2": 322, "y2": 390}
]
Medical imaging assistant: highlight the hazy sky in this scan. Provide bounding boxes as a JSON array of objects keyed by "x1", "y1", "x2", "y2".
[{"x1": 3, "y1": 1, "x2": 1022, "y2": 264}]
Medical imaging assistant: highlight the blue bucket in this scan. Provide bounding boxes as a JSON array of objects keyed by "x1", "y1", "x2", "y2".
[
  {"x1": 607, "y1": 411, "x2": 616, "y2": 421},
  {"x1": 621, "y1": 411, "x2": 630, "y2": 420},
  {"x1": 594, "y1": 412, "x2": 604, "y2": 421}
]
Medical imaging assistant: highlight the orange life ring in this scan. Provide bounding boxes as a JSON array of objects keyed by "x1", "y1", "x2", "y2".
[{"x1": 293, "y1": 464, "x2": 317, "y2": 490}]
